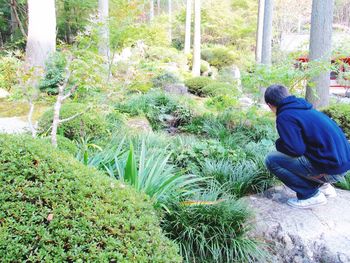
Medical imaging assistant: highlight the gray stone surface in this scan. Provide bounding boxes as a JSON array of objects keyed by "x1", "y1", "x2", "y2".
[
  {"x1": 164, "y1": 84, "x2": 188, "y2": 95},
  {"x1": 0, "y1": 117, "x2": 30, "y2": 134},
  {"x1": 246, "y1": 186, "x2": 350, "y2": 263},
  {"x1": 0, "y1": 88, "x2": 10, "y2": 98}
]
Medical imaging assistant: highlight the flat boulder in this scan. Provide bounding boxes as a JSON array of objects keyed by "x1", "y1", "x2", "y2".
[
  {"x1": 246, "y1": 186, "x2": 350, "y2": 263},
  {"x1": 164, "y1": 84, "x2": 188, "y2": 95},
  {"x1": 0, "y1": 88, "x2": 10, "y2": 98}
]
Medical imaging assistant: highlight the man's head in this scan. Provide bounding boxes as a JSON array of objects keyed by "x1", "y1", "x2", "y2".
[{"x1": 264, "y1": 85, "x2": 290, "y2": 113}]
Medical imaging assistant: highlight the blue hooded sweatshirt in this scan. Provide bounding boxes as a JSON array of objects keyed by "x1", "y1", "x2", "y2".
[{"x1": 276, "y1": 95, "x2": 350, "y2": 175}]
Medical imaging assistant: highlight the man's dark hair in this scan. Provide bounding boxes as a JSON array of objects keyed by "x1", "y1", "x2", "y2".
[{"x1": 264, "y1": 84, "x2": 290, "y2": 106}]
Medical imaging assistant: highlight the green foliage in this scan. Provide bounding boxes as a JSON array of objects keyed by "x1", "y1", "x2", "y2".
[
  {"x1": 42, "y1": 135, "x2": 78, "y2": 156},
  {"x1": 322, "y1": 104, "x2": 350, "y2": 139},
  {"x1": 128, "y1": 81, "x2": 153, "y2": 93},
  {"x1": 161, "y1": 186, "x2": 267, "y2": 263},
  {"x1": 184, "y1": 77, "x2": 214, "y2": 96},
  {"x1": 39, "y1": 53, "x2": 66, "y2": 95},
  {"x1": 201, "y1": 47, "x2": 237, "y2": 69},
  {"x1": 152, "y1": 72, "x2": 180, "y2": 88},
  {"x1": 38, "y1": 103, "x2": 108, "y2": 140},
  {"x1": 205, "y1": 95, "x2": 239, "y2": 111},
  {"x1": 0, "y1": 134, "x2": 181, "y2": 262},
  {"x1": 115, "y1": 91, "x2": 193, "y2": 130},
  {"x1": 90, "y1": 138, "x2": 203, "y2": 209},
  {"x1": 242, "y1": 60, "x2": 332, "y2": 97},
  {"x1": 336, "y1": 172, "x2": 350, "y2": 191},
  {"x1": 145, "y1": 46, "x2": 187, "y2": 66},
  {"x1": 202, "y1": 82, "x2": 240, "y2": 97},
  {"x1": 56, "y1": 0, "x2": 96, "y2": 43},
  {"x1": 0, "y1": 53, "x2": 21, "y2": 91}
]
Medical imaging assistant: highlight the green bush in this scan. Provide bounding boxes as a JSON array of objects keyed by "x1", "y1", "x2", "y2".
[
  {"x1": 205, "y1": 95, "x2": 239, "y2": 111},
  {"x1": 202, "y1": 82, "x2": 239, "y2": 97},
  {"x1": 42, "y1": 135, "x2": 78, "y2": 156},
  {"x1": 322, "y1": 104, "x2": 350, "y2": 139},
  {"x1": 39, "y1": 53, "x2": 66, "y2": 95},
  {"x1": 201, "y1": 47, "x2": 237, "y2": 70},
  {"x1": 0, "y1": 54, "x2": 20, "y2": 91},
  {"x1": 128, "y1": 81, "x2": 153, "y2": 93},
  {"x1": 115, "y1": 91, "x2": 193, "y2": 131},
  {"x1": 161, "y1": 186, "x2": 266, "y2": 262},
  {"x1": 184, "y1": 77, "x2": 214, "y2": 96},
  {"x1": 152, "y1": 72, "x2": 180, "y2": 88},
  {"x1": 0, "y1": 134, "x2": 181, "y2": 262},
  {"x1": 38, "y1": 103, "x2": 108, "y2": 140}
]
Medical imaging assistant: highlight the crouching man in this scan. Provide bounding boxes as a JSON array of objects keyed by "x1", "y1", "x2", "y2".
[{"x1": 264, "y1": 84, "x2": 350, "y2": 208}]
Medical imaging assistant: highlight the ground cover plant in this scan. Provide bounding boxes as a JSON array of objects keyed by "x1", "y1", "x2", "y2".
[{"x1": 0, "y1": 134, "x2": 181, "y2": 262}]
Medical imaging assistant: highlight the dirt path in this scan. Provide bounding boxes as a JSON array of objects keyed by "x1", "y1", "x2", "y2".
[{"x1": 0, "y1": 117, "x2": 30, "y2": 134}]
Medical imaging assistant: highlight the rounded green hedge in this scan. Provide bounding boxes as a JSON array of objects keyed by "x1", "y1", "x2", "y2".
[
  {"x1": 201, "y1": 47, "x2": 237, "y2": 70},
  {"x1": 42, "y1": 135, "x2": 78, "y2": 156},
  {"x1": 202, "y1": 82, "x2": 240, "y2": 97},
  {"x1": 0, "y1": 134, "x2": 181, "y2": 262},
  {"x1": 322, "y1": 104, "x2": 350, "y2": 139},
  {"x1": 38, "y1": 103, "x2": 108, "y2": 140},
  {"x1": 184, "y1": 77, "x2": 214, "y2": 96}
]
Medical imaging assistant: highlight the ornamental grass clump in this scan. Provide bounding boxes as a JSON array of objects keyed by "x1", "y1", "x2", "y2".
[
  {"x1": 161, "y1": 185, "x2": 268, "y2": 263},
  {"x1": 0, "y1": 134, "x2": 181, "y2": 262}
]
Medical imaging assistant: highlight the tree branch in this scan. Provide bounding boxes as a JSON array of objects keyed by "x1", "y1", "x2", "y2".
[
  {"x1": 59, "y1": 111, "x2": 84, "y2": 124},
  {"x1": 10, "y1": 0, "x2": 27, "y2": 38},
  {"x1": 61, "y1": 84, "x2": 78, "y2": 101}
]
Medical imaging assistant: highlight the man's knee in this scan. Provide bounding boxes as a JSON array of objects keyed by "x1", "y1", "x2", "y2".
[{"x1": 265, "y1": 151, "x2": 283, "y2": 170}]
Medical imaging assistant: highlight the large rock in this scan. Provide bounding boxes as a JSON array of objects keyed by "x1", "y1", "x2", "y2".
[
  {"x1": 164, "y1": 84, "x2": 188, "y2": 95},
  {"x1": 0, "y1": 88, "x2": 10, "y2": 98},
  {"x1": 246, "y1": 186, "x2": 350, "y2": 263},
  {"x1": 0, "y1": 117, "x2": 30, "y2": 134}
]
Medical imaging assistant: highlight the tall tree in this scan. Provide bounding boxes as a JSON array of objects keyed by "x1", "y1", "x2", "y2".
[
  {"x1": 150, "y1": 0, "x2": 154, "y2": 21},
  {"x1": 192, "y1": 0, "x2": 201, "y2": 76},
  {"x1": 261, "y1": 0, "x2": 273, "y2": 65},
  {"x1": 168, "y1": 0, "x2": 172, "y2": 41},
  {"x1": 157, "y1": 0, "x2": 161, "y2": 15},
  {"x1": 255, "y1": 0, "x2": 265, "y2": 63},
  {"x1": 306, "y1": 0, "x2": 334, "y2": 108},
  {"x1": 26, "y1": 0, "x2": 56, "y2": 68},
  {"x1": 98, "y1": 0, "x2": 110, "y2": 58},
  {"x1": 184, "y1": 0, "x2": 192, "y2": 54}
]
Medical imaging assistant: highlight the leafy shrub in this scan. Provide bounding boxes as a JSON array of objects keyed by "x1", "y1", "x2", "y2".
[
  {"x1": 0, "y1": 54, "x2": 20, "y2": 91},
  {"x1": 205, "y1": 95, "x2": 239, "y2": 111},
  {"x1": 162, "y1": 186, "x2": 267, "y2": 262},
  {"x1": 201, "y1": 47, "x2": 237, "y2": 70},
  {"x1": 42, "y1": 135, "x2": 78, "y2": 156},
  {"x1": 184, "y1": 77, "x2": 214, "y2": 96},
  {"x1": 322, "y1": 104, "x2": 350, "y2": 139},
  {"x1": 336, "y1": 172, "x2": 350, "y2": 191},
  {"x1": 128, "y1": 81, "x2": 153, "y2": 93},
  {"x1": 202, "y1": 82, "x2": 239, "y2": 97},
  {"x1": 90, "y1": 139, "x2": 203, "y2": 209},
  {"x1": 39, "y1": 53, "x2": 66, "y2": 95},
  {"x1": 0, "y1": 134, "x2": 181, "y2": 262},
  {"x1": 115, "y1": 91, "x2": 193, "y2": 130},
  {"x1": 145, "y1": 46, "x2": 187, "y2": 66},
  {"x1": 38, "y1": 103, "x2": 108, "y2": 140},
  {"x1": 152, "y1": 72, "x2": 180, "y2": 88}
]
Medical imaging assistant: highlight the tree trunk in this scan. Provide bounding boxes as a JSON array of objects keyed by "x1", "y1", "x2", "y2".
[
  {"x1": 305, "y1": 0, "x2": 334, "y2": 109},
  {"x1": 184, "y1": 0, "x2": 192, "y2": 54},
  {"x1": 261, "y1": 0, "x2": 273, "y2": 65},
  {"x1": 26, "y1": 0, "x2": 56, "y2": 68},
  {"x1": 255, "y1": 0, "x2": 265, "y2": 63},
  {"x1": 168, "y1": 0, "x2": 172, "y2": 41},
  {"x1": 157, "y1": 0, "x2": 161, "y2": 15},
  {"x1": 192, "y1": 0, "x2": 201, "y2": 77},
  {"x1": 10, "y1": 0, "x2": 19, "y2": 38},
  {"x1": 150, "y1": 0, "x2": 154, "y2": 21},
  {"x1": 98, "y1": 0, "x2": 110, "y2": 58}
]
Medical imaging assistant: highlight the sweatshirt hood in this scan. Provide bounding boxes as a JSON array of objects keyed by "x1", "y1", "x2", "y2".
[{"x1": 277, "y1": 96, "x2": 313, "y2": 114}]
